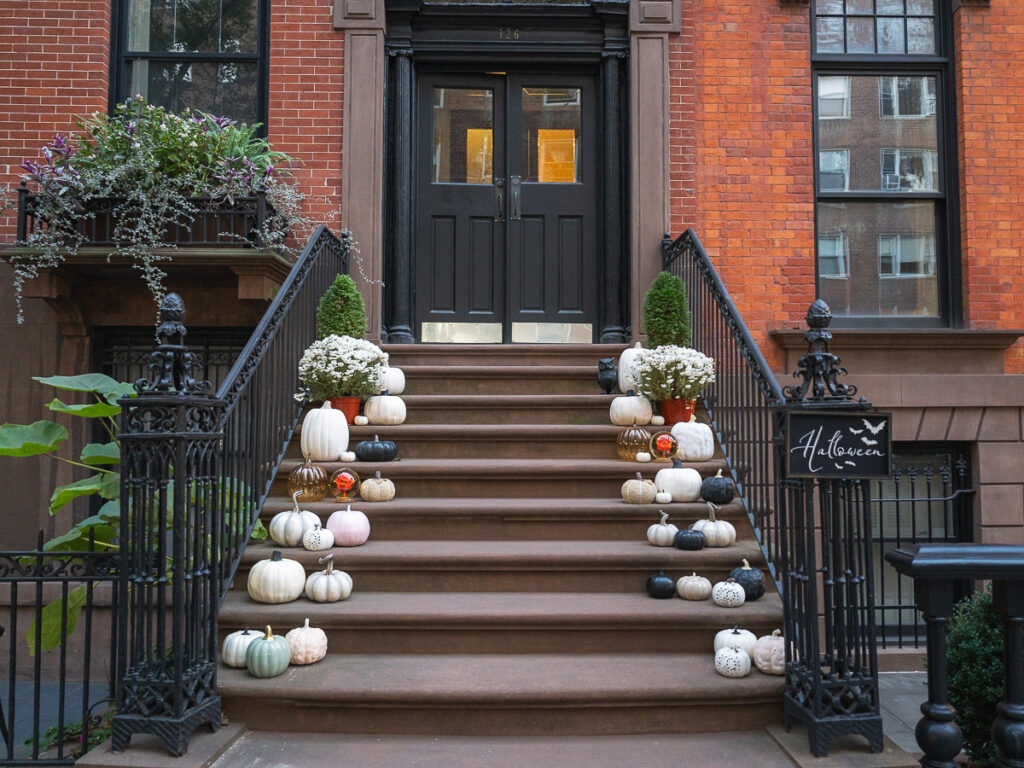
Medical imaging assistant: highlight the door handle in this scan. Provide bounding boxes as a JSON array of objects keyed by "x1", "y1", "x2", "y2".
[
  {"x1": 494, "y1": 178, "x2": 505, "y2": 222},
  {"x1": 510, "y1": 175, "x2": 521, "y2": 221}
]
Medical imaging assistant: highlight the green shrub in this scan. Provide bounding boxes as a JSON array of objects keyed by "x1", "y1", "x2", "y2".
[
  {"x1": 946, "y1": 588, "x2": 1008, "y2": 767},
  {"x1": 316, "y1": 274, "x2": 367, "y2": 340},
  {"x1": 642, "y1": 272, "x2": 691, "y2": 348}
]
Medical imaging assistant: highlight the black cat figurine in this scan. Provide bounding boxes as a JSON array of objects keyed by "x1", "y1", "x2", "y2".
[{"x1": 597, "y1": 358, "x2": 617, "y2": 394}]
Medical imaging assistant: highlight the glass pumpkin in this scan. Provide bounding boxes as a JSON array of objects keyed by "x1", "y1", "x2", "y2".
[
  {"x1": 288, "y1": 457, "x2": 329, "y2": 502},
  {"x1": 648, "y1": 431, "x2": 679, "y2": 462},
  {"x1": 616, "y1": 422, "x2": 652, "y2": 461},
  {"x1": 329, "y1": 467, "x2": 362, "y2": 502}
]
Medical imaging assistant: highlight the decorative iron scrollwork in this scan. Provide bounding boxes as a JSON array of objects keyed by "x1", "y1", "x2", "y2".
[
  {"x1": 783, "y1": 299, "x2": 862, "y2": 405},
  {"x1": 134, "y1": 293, "x2": 211, "y2": 396}
]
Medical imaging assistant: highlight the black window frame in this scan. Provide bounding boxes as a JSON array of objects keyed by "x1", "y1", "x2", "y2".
[
  {"x1": 109, "y1": 0, "x2": 271, "y2": 133},
  {"x1": 811, "y1": 0, "x2": 961, "y2": 329}
]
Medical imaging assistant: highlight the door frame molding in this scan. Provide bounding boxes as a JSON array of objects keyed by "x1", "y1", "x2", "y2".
[{"x1": 380, "y1": 0, "x2": 630, "y2": 343}]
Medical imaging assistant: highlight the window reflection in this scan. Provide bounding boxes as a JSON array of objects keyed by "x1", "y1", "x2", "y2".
[
  {"x1": 432, "y1": 88, "x2": 494, "y2": 184},
  {"x1": 521, "y1": 88, "x2": 581, "y2": 183}
]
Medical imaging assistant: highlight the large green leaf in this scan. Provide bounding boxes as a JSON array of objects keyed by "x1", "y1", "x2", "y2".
[
  {"x1": 46, "y1": 397, "x2": 122, "y2": 419},
  {"x1": 0, "y1": 421, "x2": 68, "y2": 456},
  {"x1": 41, "y1": 521, "x2": 118, "y2": 552},
  {"x1": 80, "y1": 442, "x2": 121, "y2": 465},
  {"x1": 27, "y1": 584, "x2": 88, "y2": 655},
  {"x1": 250, "y1": 519, "x2": 268, "y2": 540},
  {"x1": 49, "y1": 475, "x2": 105, "y2": 514},
  {"x1": 98, "y1": 472, "x2": 120, "y2": 500},
  {"x1": 34, "y1": 373, "x2": 123, "y2": 396}
]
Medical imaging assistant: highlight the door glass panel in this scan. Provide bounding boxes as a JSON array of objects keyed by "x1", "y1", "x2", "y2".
[
  {"x1": 521, "y1": 87, "x2": 580, "y2": 183},
  {"x1": 432, "y1": 88, "x2": 493, "y2": 184}
]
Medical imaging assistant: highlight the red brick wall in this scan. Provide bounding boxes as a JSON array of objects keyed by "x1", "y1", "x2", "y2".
[
  {"x1": 0, "y1": 0, "x2": 111, "y2": 237},
  {"x1": 954, "y1": 1, "x2": 1024, "y2": 373},
  {"x1": 670, "y1": 1, "x2": 816, "y2": 367},
  {"x1": 267, "y1": 1, "x2": 344, "y2": 239}
]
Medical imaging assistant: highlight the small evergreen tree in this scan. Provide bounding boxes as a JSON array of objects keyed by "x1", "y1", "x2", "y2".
[
  {"x1": 316, "y1": 274, "x2": 367, "y2": 340},
  {"x1": 642, "y1": 271, "x2": 691, "y2": 347}
]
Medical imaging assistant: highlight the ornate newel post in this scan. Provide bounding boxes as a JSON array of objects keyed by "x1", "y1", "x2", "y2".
[
  {"x1": 778, "y1": 300, "x2": 886, "y2": 756},
  {"x1": 112, "y1": 293, "x2": 225, "y2": 755}
]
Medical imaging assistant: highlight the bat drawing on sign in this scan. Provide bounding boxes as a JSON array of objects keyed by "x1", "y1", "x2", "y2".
[
  {"x1": 861, "y1": 437, "x2": 878, "y2": 446},
  {"x1": 862, "y1": 419, "x2": 885, "y2": 435},
  {"x1": 835, "y1": 462, "x2": 844, "y2": 469},
  {"x1": 845, "y1": 461, "x2": 856, "y2": 467},
  {"x1": 849, "y1": 428, "x2": 863, "y2": 435}
]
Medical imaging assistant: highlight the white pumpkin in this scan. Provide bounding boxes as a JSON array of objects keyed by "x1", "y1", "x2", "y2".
[
  {"x1": 654, "y1": 460, "x2": 703, "y2": 502},
  {"x1": 326, "y1": 504, "x2": 370, "y2": 546},
  {"x1": 301, "y1": 401, "x2": 350, "y2": 461},
  {"x1": 286, "y1": 618, "x2": 328, "y2": 665},
  {"x1": 247, "y1": 550, "x2": 306, "y2": 604},
  {"x1": 621, "y1": 473, "x2": 657, "y2": 504},
  {"x1": 221, "y1": 628, "x2": 259, "y2": 668},
  {"x1": 671, "y1": 415, "x2": 715, "y2": 462},
  {"x1": 302, "y1": 523, "x2": 334, "y2": 551},
  {"x1": 712, "y1": 578, "x2": 746, "y2": 608},
  {"x1": 610, "y1": 393, "x2": 653, "y2": 426},
  {"x1": 714, "y1": 625, "x2": 757, "y2": 659},
  {"x1": 650, "y1": 415, "x2": 666, "y2": 426},
  {"x1": 381, "y1": 366, "x2": 406, "y2": 395},
  {"x1": 360, "y1": 471, "x2": 396, "y2": 502},
  {"x1": 714, "y1": 646, "x2": 752, "y2": 678},
  {"x1": 691, "y1": 502, "x2": 736, "y2": 547},
  {"x1": 618, "y1": 341, "x2": 644, "y2": 393},
  {"x1": 636, "y1": 452, "x2": 652, "y2": 463},
  {"x1": 353, "y1": 416, "x2": 369, "y2": 427},
  {"x1": 676, "y1": 572, "x2": 712, "y2": 601},
  {"x1": 305, "y1": 554, "x2": 353, "y2": 602},
  {"x1": 341, "y1": 450, "x2": 357, "y2": 462},
  {"x1": 654, "y1": 490, "x2": 672, "y2": 504},
  {"x1": 269, "y1": 491, "x2": 322, "y2": 548},
  {"x1": 647, "y1": 511, "x2": 679, "y2": 546},
  {"x1": 754, "y1": 629, "x2": 786, "y2": 675},
  {"x1": 365, "y1": 392, "x2": 406, "y2": 425}
]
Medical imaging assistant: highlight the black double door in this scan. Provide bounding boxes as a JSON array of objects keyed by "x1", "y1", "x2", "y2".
[{"x1": 415, "y1": 71, "x2": 598, "y2": 343}]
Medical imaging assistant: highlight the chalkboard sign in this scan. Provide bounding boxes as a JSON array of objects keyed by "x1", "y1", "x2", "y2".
[{"x1": 786, "y1": 411, "x2": 892, "y2": 479}]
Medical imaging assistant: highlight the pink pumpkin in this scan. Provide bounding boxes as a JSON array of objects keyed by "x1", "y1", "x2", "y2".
[{"x1": 326, "y1": 504, "x2": 370, "y2": 547}]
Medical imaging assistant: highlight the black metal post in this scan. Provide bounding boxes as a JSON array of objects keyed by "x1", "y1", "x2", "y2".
[
  {"x1": 993, "y1": 581, "x2": 1024, "y2": 768},
  {"x1": 112, "y1": 293, "x2": 225, "y2": 756}
]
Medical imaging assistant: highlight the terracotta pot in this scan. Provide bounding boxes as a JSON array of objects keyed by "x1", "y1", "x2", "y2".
[
  {"x1": 660, "y1": 397, "x2": 697, "y2": 425},
  {"x1": 329, "y1": 396, "x2": 361, "y2": 424}
]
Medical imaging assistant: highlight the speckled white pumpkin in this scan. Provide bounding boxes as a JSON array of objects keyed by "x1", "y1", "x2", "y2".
[
  {"x1": 714, "y1": 646, "x2": 752, "y2": 678},
  {"x1": 302, "y1": 523, "x2": 334, "y2": 551},
  {"x1": 286, "y1": 618, "x2": 328, "y2": 665},
  {"x1": 712, "y1": 578, "x2": 747, "y2": 608}
]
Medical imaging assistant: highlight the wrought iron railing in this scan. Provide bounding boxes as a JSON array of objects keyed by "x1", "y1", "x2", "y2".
[{"x1": 662, "y1": 230, "x2": 786, "y2": 587}]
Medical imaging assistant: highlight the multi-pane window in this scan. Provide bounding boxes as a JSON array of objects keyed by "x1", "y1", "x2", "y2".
[
  {"x1": 813, "y1": 0, "x2": 955, "y2": 324},
  {"x1": 114, "y1": 0, "x2": 267, "y2": 126}
]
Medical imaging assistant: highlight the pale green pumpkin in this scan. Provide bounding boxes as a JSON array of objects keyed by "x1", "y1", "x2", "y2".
[{"x1": 245, "y1": 625, "x2": 292, "y2": 679}]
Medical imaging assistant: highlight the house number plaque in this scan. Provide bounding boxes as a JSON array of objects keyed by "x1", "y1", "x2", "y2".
[{"x1": 498, "y1": 27, "x2": 520, "y2": 39}]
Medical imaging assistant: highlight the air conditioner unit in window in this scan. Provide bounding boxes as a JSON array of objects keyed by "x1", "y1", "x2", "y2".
[{"x1": 882, "y1": 174, "x2": 901, "y2": 190}]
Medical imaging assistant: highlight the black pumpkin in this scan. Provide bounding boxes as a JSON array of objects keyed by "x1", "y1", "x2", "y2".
[
  {"x1": 646, "y1": 569, "x2": 677, "y2": 599},
  {"x1": 728, "y1": 558, "x2": 765, "y2": 601},
  {"x1": 354, "y1": 434, "x2": 398, "y2": 462},
  {"x1": 674, "y1": 528, "x2": 705, "y2": 551},
  {"x1": 700, "y1": 469, "x2": 735, "y2": 505}
]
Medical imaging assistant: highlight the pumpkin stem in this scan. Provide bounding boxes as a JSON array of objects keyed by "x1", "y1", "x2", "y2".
[
  {"x1": 303, "y1": 618, "x2": 311, "y2": 628},
  {"x1": 292, "y1": 490, "x2": 302, "y2": 512},
  {"x1": 374, "y1": 434, "x2": 380, "y2": 441},
  {"x1": 716, "y1": 469, "x2": 724, "y2": 478},
  {"x1": 732, "y1": 625, "x2": 740, "y2": 633},
  {"x1": 659, "y1": 511, "x2": 669, "y2": 525},
  {"x1": 705, "y1": 501, "x2": 719, "y2": 521},
  {"x1": 672, "y1": 459, "x2": 683, "y2": 469},
  {"x1": 271, "y1": 550, "x2": 282, "y2": 561},
  {"x1": 318, "y1": 553, "x2": 334, "y2": 574},
  {"x1": 375, "y1": 471, "x2": 382, "y2": 479},
  {"x1": 772, "y1": 629, "x2": 782, "y2": 637},
  {"x1": 741, "y1": 558, "x2": 751, "y2": 570},
  {"x1": 264, "y1": 625, "x2": 274, "y2": 639},
  {"x1": 635, "y1": 472, "x2": 643, "y2": 481}
]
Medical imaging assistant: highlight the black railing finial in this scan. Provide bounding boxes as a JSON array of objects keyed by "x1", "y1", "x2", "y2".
[
  {"x1": 135, "y1": 292, "x2": 210, "y2": 395},
  {"x1": 784, "y1": 298, "x2": 863, "y2": 406}
]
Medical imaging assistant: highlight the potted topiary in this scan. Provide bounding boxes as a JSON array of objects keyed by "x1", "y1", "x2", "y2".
[
  {"x1": 642, "y1": 271, "x2": 692, "y2": 348},
  {"x1": 316, "y1": 274, "x2": 367, "y2": 340}
]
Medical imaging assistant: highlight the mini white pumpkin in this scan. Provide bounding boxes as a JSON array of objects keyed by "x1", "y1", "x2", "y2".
[
  {"x1": 691, "y1": 502, "x2": 737, "y2": 547},
  {"x1": 712, "y1": 578, "x2": 746, "y2": 608},
  {"x1": 301, "y1": 401, "x2": 350, "y2": 461},
  {"x1": 341, "y1": 450, "x2": 357, "y2": 462},
  {"x1": 618, "y1": 341, "x2": 644, "y2": 393},
  {"x1": 676, "y1": 572, "x2": 712, "y2": 601},
  {"x1": 610, "y1": 392, "x2": 653, "y2": 426},
  {"x1": 654, "y1": 459, "x2": 703, "y2": 502},
  {"x1": 269, "y1": 491, "x2": 322, "y2": 548},
  {"x1": 353, "y1": 416, "x2": 369, "y2": 426},
  {"x1": 286, "y1": 618, "x2": 328, "y2": 665},
  {"x1": 646, "y1": 511, "x2": 679, "y2": 546},
  {"x1": 636, "y1": 452, "x2": 652, "y2": 463},
  {"x1": 365, "y1": 391, "x2": 407, "y2": 425},
  {"x1": 360, "y1": 471, "x2": 396, "y2": 502},
  {"x1": 754, "y1": 629, "x2": 786, "y2": 675},
  {"x1": 381, "y1": 366, "x2": 406, "y2": 395},
  {"x1": 302, "y1": 523, "x2": 334, "y2": 551},
  {"x1": 305, "y1": 554, "x2": 353, "y2": 602},
  {"x1": 654, "y1": 490, "x2": 672, "y2": 504},
  {"x1": 621, "y1": 473, "x2": 657, "y2": 504},
  {"x1": 650, "y1": 415, "x2": 666, "y2": 426},
  {"x1": 671, "y1": 415, "x2": 715, "y2": 462},
  {"x1": 221, "y1": 628, "x2": 258, "y2": 668},
  {"x1": 714, "y1": 625, "x2": 757, "y2": 659},
  {"x1": 247, "y1": 550, "x2": 306, "y2": 604},
  {"x1": 714, "y1": 646, "x2": 752, "y2": 678}
]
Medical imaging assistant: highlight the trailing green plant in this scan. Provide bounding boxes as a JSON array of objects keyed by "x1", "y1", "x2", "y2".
[
  {"x1": 316, "y1": 274, "x2": 367, "y2": 339},
  {"x1": 30, "y1": 703, "x2": 115, "y2": 757},
  {"x1": 642, "y1": 271, "x2": 692, "y2": 348},
  {"x1": 947, "y1": 587, "x2": 1014, "y2": 767},
  {"x1": 10, "y1": 96, "x2": 315, "y2": 322}
]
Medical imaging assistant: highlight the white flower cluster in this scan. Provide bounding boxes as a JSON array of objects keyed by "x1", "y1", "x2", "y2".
[
  {"x1": 295, "y1": 334, "x2": 387, "y2": 401},
  {"x1": 633, "y1": 345, "x2": 715, "y2": 400}
]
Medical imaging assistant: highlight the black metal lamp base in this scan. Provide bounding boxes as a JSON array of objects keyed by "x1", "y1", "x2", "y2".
[
  {"x1": 111, "y1": 698, "x2": 221, "y2": 757},
  {"x1": 783, "y1": 694, "x2": 884, "y2": 757}
]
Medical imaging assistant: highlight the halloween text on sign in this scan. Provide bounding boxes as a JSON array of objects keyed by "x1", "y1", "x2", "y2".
[{"x1": 785, "y1": 411, "x2": 892, "y2": 479}]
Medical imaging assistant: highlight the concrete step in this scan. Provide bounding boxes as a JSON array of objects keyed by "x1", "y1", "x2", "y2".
[
  {"x1": 274, "y1": 457, "x2": 724, "y2": 499},
  {"x1": 219, "y1": 590, "x2": 784, "y2": 654},
  {"x1": 384, "y1": 343, "x2": 629, "y2": 368},
  {"x1": 397, "y1": 394, "x2": 616, "y2": 425},
  {"x1": 399, "y1": 365, "x2": 604, "y2": 395},
  {"x1": 233, "y1": 539, "x2": 772, "y2": 593},
  {"x1": 218, "y1": 652, "x2": 785, "y2": 736},
  {"x1": 259, "y1": 496, "x2": 750, "y2": 541}
]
